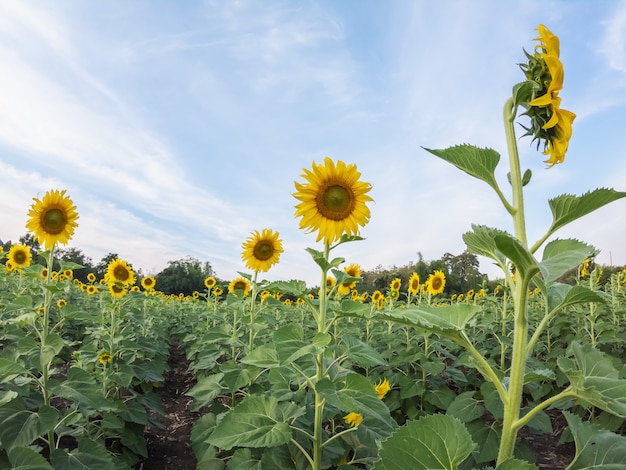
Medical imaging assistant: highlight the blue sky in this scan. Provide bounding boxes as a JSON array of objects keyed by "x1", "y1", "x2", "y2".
[{"x1": 1, "y1": 0, "x2": 625, "y2": 287}]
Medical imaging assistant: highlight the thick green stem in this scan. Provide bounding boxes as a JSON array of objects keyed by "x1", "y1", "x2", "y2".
[
  {"x1": 504, "y1": 97, "x2": 528, "y2": 247},
  {"x1": 312, "y1": 243, "x2": 330, "y2": 470}
]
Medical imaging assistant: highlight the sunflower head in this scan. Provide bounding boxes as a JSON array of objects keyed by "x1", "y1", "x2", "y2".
[
  {"x1": 204, "y1": 276, "x2": 217, "y2": 289},
  {"x1": 294, "y1": 157, "x2": 373, "y2": 244},
  {"x1": 518, "y1": 24, "x2": 575, "y2": 167},
  {"x1": 337, "y1": 263, "x2": 361, "y2": 295},
  {"x1": 26, "y1": 189, "x2": 79, "y2": 250},
  {"x1": 374, "y1": 378, "x2": 392, "y2": 399},
  {"x1": 408, "y1": 272, "x2": 420, "y2": 295},
  {"x1": 426, "y1": 270, "x2": 446, "y2": 295},
  {"x1": 108, "y1": 281, "x2": 127, "y2": 298},
  {"x1": 141, "y1": 276, "x2": 156, "y2": 290},
  {"x1": 98, "y1": 351, "x2": 113, "y2": 365},
  {"x1": 389, "y1": 278, "x2": 401, "y2": 292},
  {"x1": 7, "y1": 244, "x2": 32, "y2": 269},
  {"x1": 105, "y1": 258, "x2": 136, "y2": 286},
  {"x1": 343, "y1": 412, "x2": 363, "y2": 428},
  {"x1": 241, "y1": 228, "x2": 284, "y2": 273},
  {"x1": 228, "y1": 277, "x2": 251, "y2": 297}
]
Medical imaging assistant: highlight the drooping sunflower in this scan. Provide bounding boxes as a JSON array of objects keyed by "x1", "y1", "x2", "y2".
[
  {"x1": 228, "y1": 277, "x2": 251, "y2": 297},
  {"x1": 407, "y1": 272, "x2": 420, "y2": 295},
  {"x1": 241, "y1": 228, "x2": 284, "y2": 273},
  {"x1": 389, "y1": 278, "x2": 401, "y2": 292},
  {"x1": 343, "y1": 412, "x2": 363, "y2": 428},
  {"x1": 293, "y1": 157, "x2": 373, "y2": 244},
  {"x1": 26, "y1": 189, "x2": 79, "y2": 250},
  {"x1": 426, "y1": 270, "x2": 446, "y2": 295},
  {"x1": 337, "y1": 263, "x2": 361, "y2": 296},
  {"x1": 520, "y1": 24, "x2": 576, "y2": 167},
  {"x1": 104, "y1": 258, "x2": 136, "y2": 286},
  {"x1": 7, "y1": 244, "x2": 32, "y2": 269},
  {"x1": 204, "y1": 276, "x2": 217, "y2": 289},
  {"x1": 141, "y1": 276, "x2": 156, "y2": 291},
  {"x1": 374, "y1": 378, "x2": 392, "y2": 400}
]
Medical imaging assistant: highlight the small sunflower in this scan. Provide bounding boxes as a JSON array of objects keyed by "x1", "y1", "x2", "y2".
[
  {"x1": 87, "y1": 285, "x2": 99, "y2": 295},
  {"x1": 204, "y1": 276, "x2": 217, "y2": 289},
  {"x1": 371, "y1": 290, "x2": 383, "y2": 303},
  {"x1": 87, "y1": 272, "x2": 96, "y2": 283},
  {"x1": 228, "y1": 277, "x2": 251, "y2": 297},
  {"x1": 105, "y1": 258, "x2": 136, "y2": 286},
  {"x1": 389, "y1": 278, "x2": 401, "y2": 292},
  {"x1": 326, "y1": 276, "x2": 337, "y2": 290},
  {"x1": 337, "y1": 263, "x2": 361, "y2": 296},
  {"x1": 294, "y1": 157, "x2": 373, "y2": 244},
  {"x1": 26, "y1": 189, "x2": 79, "y2": 250},
  {"x1": 98, "y1": 351, "x2": 113, "y2": 365},
  {"x1": 407, "y1": 273, "x2": 420, "y2": 295},
  {"x1": 344, "y1": 412, "x2": 363, "y2": 428},
  {"x1": 141, "y1": 276, "x2": 156, "y2": 290},
  {"x1": 108, "y1": 282, "x2": 127, "y2": 298},
  {"x1": 214, "y1": 286, "x2": 223, "y2": 296},
  {"x1": 7, "y1": 244, "x2": 32, "y2": 269},
  {"x1": 40, "y1": 267, "x2": 49, "y2": 279},
  {"x1": 426, "y1": 270, "x2": 446, "y2": 295},
  {"x1": 63, "y1": 269, "x2": 73, "y2": 279},
  {"x1": 374, "y1": 378, "x2": 392, "y2": 400},
  {"x1": 467, "y1": 289, "x2": 475, "y2": 300},
  {"x1": 57, "y1": 299, "x2": 67, "y2": 308},
  {"x1": 241, "y1": 228, "x2": 284, "y2": 273}
]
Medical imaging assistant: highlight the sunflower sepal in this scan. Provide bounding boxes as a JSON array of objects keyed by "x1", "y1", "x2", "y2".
[{"x1": 511, "y1": 80, "x2": 541, "y2": 116}]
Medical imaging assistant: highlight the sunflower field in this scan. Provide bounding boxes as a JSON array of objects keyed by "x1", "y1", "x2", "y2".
[{"x1": 2, "y1": 23, "x2": 626, "y2": 470}]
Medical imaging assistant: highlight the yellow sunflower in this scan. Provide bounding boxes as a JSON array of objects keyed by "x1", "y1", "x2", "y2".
[
  {"x1": 407, "y1": 272, "x2": 420, "y2": 295},
  {"x1": 7, "y1": 244, "x2": 32, "y2": 269},
  {"x1": 141, "y1": 276, "x2": 156, "y2": 290},
  {"x1": 337, "y1": 263, "x2": 361, "y2": 296},
  {"x1": 293, "y1": 157, "x2": 373, "y2": 244},
  {"x1": 214, "y1": 286, "x2": 223, "y2": 296},
  {"x1": 104, "y1": 258, "x2": 136, "y2": 286},
  {"x1": 98, "y1": 351, "x2": 113, "y2": 365},
  {"x1": 426, "y1": 270, "x2": 446, "y2": 295},
  {"x1": 108, "y1": 282, "x2": 127, "y2": 298},
  {"x1": 57, "y1": 299, "x2": 67, "y2": 308},
  {"x1": 204, "y1": 276, "x2": 217, "y2": 289},
  {"x1": 343, "y1": 412, "x2": 363, "y2": 428},
  {"x1": 374, "y1": 378, "x2": 392, "y2": 400},
  {"x1": 389, "y1": 278, "x2": 401, "y2": 291},
  {"x1": 371, "y1": 290, "x2": 383, "y2": 303},
  {"x1": 326, "y1": 276, "x2": 337, "y2": 290},
  {"x1": 228, "y1": 277, "x2": 251, "y2": 297},
  {"x1": 87, "y1": 285, "x2": 99, "y2": 295},
  {"x1": 241, "y1": 228, "x2": 284, "y2": 273},
  {"x1": 26, "y1": 189, "x2": 79, "y2": 250},
  {"x1": 87, "y1": 272, "x2": 96, "y2": 283}
]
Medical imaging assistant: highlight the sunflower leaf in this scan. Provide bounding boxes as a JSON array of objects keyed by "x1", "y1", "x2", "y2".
[
  {"x1": 423, "y1": 145, "x2": 501, "y2": 193},
  {"x1": 547, "y1": 189, "x2": 626, "y2": 238},
  {"x1": 462, "y1": 225, "x2": 509, "y2": 268},
  {"x1": 494, "y1": 233, "x2": 540, "y2": 282}
]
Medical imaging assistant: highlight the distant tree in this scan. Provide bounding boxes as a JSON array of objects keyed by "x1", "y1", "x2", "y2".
[
  {"x1": 19, "y1": 233, "x2": 43, "y2": 263},
  {"x1": 155, "y1": 256, "x2": 214, "y2": 296}
]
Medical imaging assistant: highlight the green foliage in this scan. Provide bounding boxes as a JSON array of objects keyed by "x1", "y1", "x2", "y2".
[{"x1": 155, "y1": 256, "x2": 214, "y2": 295}]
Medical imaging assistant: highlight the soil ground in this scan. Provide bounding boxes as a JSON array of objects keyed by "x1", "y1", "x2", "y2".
[{"x1": 136, "y1": 342, "x2": 576, "y2": 470}]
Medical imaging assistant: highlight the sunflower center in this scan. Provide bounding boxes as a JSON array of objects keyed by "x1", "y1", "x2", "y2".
[
  {"x1": 432, "y1": 278, "x2": 442, "y2": 290},
  {"x1": 42, "y1": 208, "x2": 67, "y2": 235},
  {"x1": 253, "y1": 241, "x2": 274, "y2": 261},
  {"x1": 114, "y1": 267, "x2": 130, "y2": 281},
  {"x1": 411, "y1": 280, "x2": 419, "y2": 290},
  {"x1": 234, "y1": 281, "x2": 246, "y2": 291},
  {"x1": 14, "y1": 251, "x2": 27, "y2": 264},
  {"x1": 317, "y1": 183, "x2": 355, "y2": 221}
]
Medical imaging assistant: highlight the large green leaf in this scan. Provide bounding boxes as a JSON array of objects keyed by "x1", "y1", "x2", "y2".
[
  {"x1": 50, "y1": 438, "x2": 115, "y2": 470},
  {"x1": 50, "y1": 367, "x2": 121, "y2": 416},
  {"x1": 375, "y1": 304, "x2": 481, "y2": 336},
  {"x1": 558, "y1": 343, "x2": 626, "y2": 418},
  {"x1": 316, "y1": 373, "x2": 397, "y2": 440},
  {"x1": 264, "y1": 280, "x2": 308, "y2": 298},
  {"x1": 8, "y1": 447, "x2": 54, "y2": 470},
  {"x1": 227, "y1": 448, "x2": 261, "y2": 470},
  {"x1": 0, "y1": 399, "x2": 57, "y2": 452},
  {"x1": 341, "y1": 335, "x2": 387, "y2": 367},
  {"x1": 548, "y1": 189, "x2": 626, "y2": 237},
  {"x1": 564, "y1": 411, "x2": 626, "y2": 469},
  {"x1": 241, "y1": 345, "x2": 280, "y2": 368},
  {"x1": 462, "y1": 225, "x2": 509, "y2": 267},
  {"x1": 424, "y1": 145, "x2": 501, "y2": 193},
  {"x1": 539, "y1": 239, "x2": 596, "y2": 284},
  {"x1": 494, "y1": 234, "x2": 539, "y2": 282},
  {"x1": 273, "y1": 324, "x2": 317, "y2": 365},
  {"x1": 207, "y1": 395, "x2": 292, "y2": 450},
  {"x1": 546, "y1": 284, "x2": 606, "y2": 316},
  {"x1": 373, "y1": 414, "x2": 473, "y2": 470},
  {"x1": 446, "y1": 391, "x2": 484, "y2": 423}
]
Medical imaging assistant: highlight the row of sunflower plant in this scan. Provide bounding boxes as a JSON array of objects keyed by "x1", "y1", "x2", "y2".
[
  {"x1": 180, "y1": 24, "x2": 626, "y2": 470},
  {"x1": 0, "y1": 192, "x2": 174, "y2": 469}
]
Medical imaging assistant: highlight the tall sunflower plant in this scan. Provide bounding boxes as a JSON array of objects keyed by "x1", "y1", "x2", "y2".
[
  {"x1": 203, "y1": 158, "x2": 397, "y2": 469},
  {"x1": 369, "y1": 24, "x2": 626, "y2": 468}
]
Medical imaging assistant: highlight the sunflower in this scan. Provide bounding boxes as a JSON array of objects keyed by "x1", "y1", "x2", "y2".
[
  {"x1": 141, "y1": 276, "x2": 156, "y2": 290},
  {"x1": 7, "y1": 244, "x2": 32, "y2": 269},
  {"x1": 108, "y1": 282, "x2": 127, "y2": 298},
  {"x1": 26, "y1": 189, "x2": 79, "y2": 250},
  {"x1": 104, "y1": 258, "x2": 136, "y2": 286},
  {"x1": 241, "y1": 228, "x2": 284, "y2": 273},
  {"x1": 371, "y1": 290, "x2": 383, "y2": 303},
  {"x1": 374, "y1": 378, "x2": 392, "y2": 400},
  {"x1": 57, "y1": 299, "x2": 67, "y2": 308},
  {"x1": 389, "y1": 278, "x2": 401, "y2": 292},
  {"x1": 426, "y1": 270, "x2": 446, "y2": 295},
  {"x1": 204, "y1": 276, "x2": 217, "y2": 289},
  {"x1": 407, "y1": 273, "x2": 420, "y2": 295},
  {"x1": 293, "y1": 157, "x2": 373, "y2": 244},
  {"x1": 98, "y1": 351, "x2": 113, "y2": 365},
  {"x1": 87, "y1": 273, "x2": 96, "y2": 283},
  {"x1": 87, "y1": 285, "x2": 99, "y2": 295},
  {"x1": 326, "y1": 276, "x2": 337, "y2": 290},
  {"x1": 343, "y1": 412, "x2": 363, "y2": 428},
  {"x1": 520, "y1": 25, "x2": 576, "y2": 167},
  {"x1": 228, "y1": 277, "x2": 251, "y2": 297},
  {"x1": 467, "y1": 289, "x2": 475, "y2": 300},
  {"x1": 337, "y1": 263, "x2": 361, "y2": 296},
  {"x1": 214, "y1": 286, "x2": 223, "y2": 297}
]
